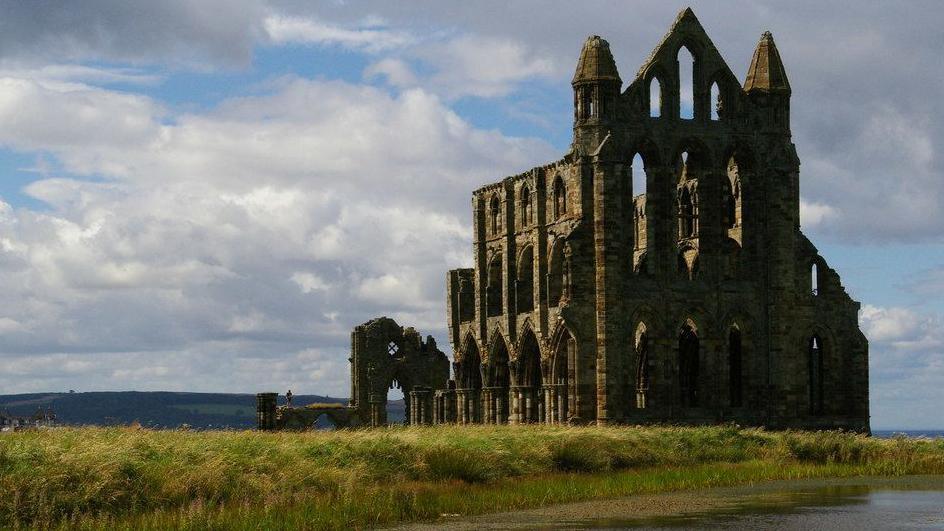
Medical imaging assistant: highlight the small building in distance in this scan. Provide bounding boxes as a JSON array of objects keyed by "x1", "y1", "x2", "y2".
[{"x1": 443, "y1": 8, "x2": 869, "y2": 431}]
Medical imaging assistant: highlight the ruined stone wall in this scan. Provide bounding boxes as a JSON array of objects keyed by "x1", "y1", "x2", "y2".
[{"x1": 445, "y1": 9, "x2": 868, "y2": 432}]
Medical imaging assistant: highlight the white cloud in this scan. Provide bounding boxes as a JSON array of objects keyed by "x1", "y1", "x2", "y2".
[
  {"x1": 263, "y1": 15, "x2": 414, "y2": 53},
  {"x1": 0, "y1": 71, "x2": 554, "y2": 396},
  {"x1": 364, "y1": 58, "x2": 418, "y2": 87},
  {"x1": 291, "y1": 272, "x2": 330, "y2": 294},
  {"x1": 799, "y1": 199, "x2": 839, "y2": 229},
  {"x1": 420, "y1": 35, "x2": 560, "y2": 98}
]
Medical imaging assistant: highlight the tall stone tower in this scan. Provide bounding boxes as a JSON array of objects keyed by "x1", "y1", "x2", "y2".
[{"x1": 445, "y1": 8, "x2": 869, "y2": 431}]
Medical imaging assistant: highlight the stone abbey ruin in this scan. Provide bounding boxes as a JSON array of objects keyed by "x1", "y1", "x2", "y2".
[{"x1": 259, "y1": 8, "x2": 869, "y2": 432}]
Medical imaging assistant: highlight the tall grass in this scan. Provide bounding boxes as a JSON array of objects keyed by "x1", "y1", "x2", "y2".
[{"x1": 1, "y1": 425, "x2": 941, "y2": 529}]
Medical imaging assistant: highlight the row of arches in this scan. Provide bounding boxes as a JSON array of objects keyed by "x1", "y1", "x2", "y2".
[
  {"x1": 456, "y1": 326, "x2": 575, "y2": 424},
  {"x1": 486, "y1": 177, "x2": 570, "y2": 237},
  {"x1": 647, "y1": 45, "x2": 730, "y2": 122},
  {"x1": 455, "y1": 321, "x2": 831, "y2": 423},
  {"x1": 485, "y1": 238, "x2": 570, "y2": 317}
]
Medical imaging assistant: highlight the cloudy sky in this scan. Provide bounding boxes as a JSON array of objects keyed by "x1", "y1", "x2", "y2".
[{"x1": 0, "y1": 1, "x2": 941, "y2": 429}]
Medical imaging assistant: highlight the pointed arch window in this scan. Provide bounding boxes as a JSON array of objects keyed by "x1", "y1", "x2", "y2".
[
  {"x1": 678, "y1": 46, "x2": 695, "y2": 119},
  {"x1": 553, "y1": 177, "x2": 567, "y2": 219},
  {"x1": 486, "y1": 255, "x2": 503, "y2": 317},
  {"x1": 809, "y1": 336, "x2": 824, "y2": 415},
  {"x1": 489, "y1": 196, "x2": 501, "y2": 236},
  {"x1": 710, "y1": 81, "x2": 721, "y2": 121},
  {"x1": 632, "y1": 153, "x2": 647, "y2": 250},
  {"x1": 811, "y1": 261, "x2": 821, "y2": 296},
  {"x1": 520, "y1": 185, "x2": 532, "y2": 227},
  {"x1": 649, "y1": 77, "x2": 662, "y2": 118},
  {"x1": 635, "y1": 323, "x2": 650, "y2": 409},
  {"x1": 678, "y1": 322, "x2": 699, "y2": 407},
  {"x1": 516, "y1": 246, "x2": 534, "y2": 314}
]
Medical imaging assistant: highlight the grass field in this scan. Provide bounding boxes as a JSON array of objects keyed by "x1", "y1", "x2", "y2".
[{"x1": 1, "y1": 425, "x2": 942, "y2": 529}]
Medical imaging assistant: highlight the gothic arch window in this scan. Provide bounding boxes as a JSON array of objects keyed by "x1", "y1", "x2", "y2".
[
  {"x1": 728, "y1": 326, "x2": 743, "y2": 407},
  {"x1": 678, "y1": 320, "x2": 699, "y2": 407},
  {"x1": 488, "y1": 335, "x2": 510, "y2": 423},
  {"x1": 649, "y1": 77, "x2": 662, "y2": 118},
  {"x1": 811, "y1": 261, "x2": 820, "y2": 296},
  {"x1": 808, "y1": 335, "x2": 824, "y2": 415},
  {"x1": 516, "y1": 246, "x2": 534, "y2": 314},
  {"x1": 520, "y1": 185, "x2": 532, "y2": 227},
  {"x1": 458, "y1": 337, "x2": 482, "y2": 391},
  {"x1": 548, "y1": 240, "x2": 566, "y2": 306},
  {"x1": 518, "y1": 330, "x2": 543, "y2": 423},
  {"x1": 678, "y1": 46, "x2": 695, "y2": 119},
  {"x1": 634, "y1": 322, "x2": 650, "y2": 409},
  {"x1": 710, "y1": 81, "x2": 721, "y2": 121},
  {"x1": 489, "y1": 195, "x2": 501, "y2": 236},
  {"x1": 553, "y1": 177, "x2": 567, "y2": 219},
  {"x1": 486, "y1": 254, "x2": 503, "y2": 317},
  {"x1": 724, "y1": 156, "x2": 743, "y2": 232},
  {"x1": 632, "y1": 153, "x2": 647, "y2": 251},
  {"x1": 632, "y1": 153, "x2": 646, "y2": 198},
  {"x1": 551, "y1": 327, "x2": 575, "y2": 423}
]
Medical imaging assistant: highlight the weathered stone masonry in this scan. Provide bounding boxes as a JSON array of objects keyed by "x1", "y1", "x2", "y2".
[{"x1": 444, "y1": 8, "x2": 869, "y2": 431}]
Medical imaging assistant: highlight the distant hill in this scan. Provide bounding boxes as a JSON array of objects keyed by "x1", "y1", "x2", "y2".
[{"x1": 0, "y1": 392, "x2": 405, "y2": 429}]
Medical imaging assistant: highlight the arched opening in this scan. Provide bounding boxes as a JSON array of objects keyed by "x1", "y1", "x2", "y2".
[
  {"x1": 548, "y1": 239, "x2": 565, "y2": 307},
  {"x1": 811, "y1": 262, "x2": 820, "y2": 296},
  {"x1": 632, "y1": 153, "x2": 647, "y2": 198},
  {"x1": 517, "y1": 330, "x2": 543, "y2": 423},
  {"x1": 724, "y1": 156, "x2": 743, "y2": 233},
  {"x1": 489, "y1": 195, "x2": 501, "y2": 235},
  {"x1": 387, "y1": 378, "x2": 406, "y2": 425},
  {"x1": 634, "y1": 323, "x2": 650, "y2": 409},
  {"x1": 553, "y1": 177, "x2": 567, "y2": 219},
  {"x1": 710, "y1": 81, "x2": 721, "y2": 121},
  {"x1": 678, "y1": 186, "x2": 695, "y2": 239},
  {"x1": 678, "y1": 321, "x2": 699, "y2": 407},
  {"x1": 632, "y1": 153, "x2": 647, "y2": 252},
  {"x1": 809, "y1": 336, "x2": 824, "y2": 415},
  {"x1": 649, "y1": 77, "x2": 662, "y2": 118},
  {"x1": 728, "y1": 327, "x2": 743, "y2": 407},
  {"x1": 486, "y1": 255, "x2": 503, "y2": 317},
  {"x1": 457, "y1": 337, "x2": 483, "y2": 424},
  {"x1": 551, "y1": 327, "x2": 574, "y2": 423},
  {"x1": 520, "y1": 185, "x2": 532, "y2": 227},
  {"x1": 487, "y1": 335, "x2": 511, "y2": 424},
  {"x1": 516, "y1": 246, "x2": 534, "y2": 314},
  {"x1": 678, "y1": 46, "x2": 694, "y2": 119}
]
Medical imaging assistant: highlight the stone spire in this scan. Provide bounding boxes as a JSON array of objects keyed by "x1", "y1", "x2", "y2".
[
  {"x1": 573, "y1": 35, "x2": 621, "y2": 84},
  {"x1": 744, "y1": 31, "x2": 791, "y2": 94}
]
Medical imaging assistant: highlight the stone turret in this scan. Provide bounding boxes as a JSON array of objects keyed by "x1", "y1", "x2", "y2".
[
  {"x1": 744, "y1": 31, "x2": 791, "y2": 130},
  {"x1": 572, "y1": 35, "x2": 621, "y2": 151}
]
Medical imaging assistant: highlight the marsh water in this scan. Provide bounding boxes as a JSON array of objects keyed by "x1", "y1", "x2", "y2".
[
  {"x1": 582, "y1": 484, "x2": 944, "y2": 529},
  {"x1": 400, "y1": 476, "x2": 944, "y2": 530}
]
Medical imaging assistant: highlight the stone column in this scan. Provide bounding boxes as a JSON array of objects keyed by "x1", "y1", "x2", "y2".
[{"x1": 369, "y1": 393, "x2": 386, "y2": 427}]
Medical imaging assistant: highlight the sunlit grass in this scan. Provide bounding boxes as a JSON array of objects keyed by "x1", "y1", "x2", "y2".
[{"x1": 1, "y1": 424, "x2": 941, "y2": 529}]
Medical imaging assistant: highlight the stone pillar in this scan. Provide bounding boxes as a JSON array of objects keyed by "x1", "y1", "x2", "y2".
[
  {"x1": 256, "y1": 392, "x2": 278, "y2": 431},
  {"x1": 557, "y1": 383, "x2": 567, "y2": 424},
  {"x1": 369, "y1": 393, "x2": 386, "y2": 427},
  {"x1": 409, "y1": 387, "x2": 433, "y2": 425}
]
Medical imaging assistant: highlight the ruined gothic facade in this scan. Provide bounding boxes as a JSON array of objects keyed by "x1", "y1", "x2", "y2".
[{"x1": 444, "y1": 9, "x2": 869, "y2": 431}]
